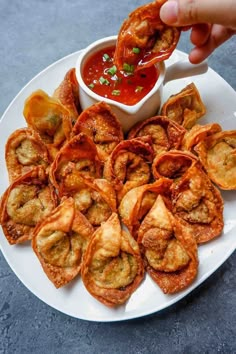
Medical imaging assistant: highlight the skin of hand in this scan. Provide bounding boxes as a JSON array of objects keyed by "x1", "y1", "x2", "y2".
[{"x1": 160, "y1": 0, "x2": 236, "y2": 63}]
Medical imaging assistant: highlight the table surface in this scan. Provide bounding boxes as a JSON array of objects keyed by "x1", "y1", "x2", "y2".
[{"x1": 0, "y1": 1, "x2": 235, "y2": 353}]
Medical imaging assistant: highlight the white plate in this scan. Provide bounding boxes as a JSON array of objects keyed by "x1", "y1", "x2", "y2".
[{"x1": 0, "y1": 49, "x2": 236, "y2": 322}]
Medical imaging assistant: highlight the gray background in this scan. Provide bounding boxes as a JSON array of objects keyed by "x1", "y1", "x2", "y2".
[{"x1": 0, "y1": 1, "x2": 235, "y2": 353}]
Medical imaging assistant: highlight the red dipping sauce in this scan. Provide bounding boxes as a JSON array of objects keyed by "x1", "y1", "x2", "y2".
[{"x1": 82, "y1": 45, "x2": 159, "y2": 106}]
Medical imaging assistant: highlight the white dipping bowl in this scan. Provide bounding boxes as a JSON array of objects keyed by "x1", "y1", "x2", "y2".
[
  {"x1": 76, "y1": 35, "x2": 166, "y2": 133},
  {"x1": 76, "y1": 35, "x2": 208, "y2": 133}
]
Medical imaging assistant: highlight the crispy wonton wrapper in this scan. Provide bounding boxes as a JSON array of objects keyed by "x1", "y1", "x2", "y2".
[
  {"x1": 53, "y1": 68, "x2": 81, "y2": 124},
  {"x1": 152, "y1": 151, "x2": 224, "y2": 243},
  {"x1": 72, "y1": 101, "x2": 124, "y2": 162},
  {"x1": 181, "y1": 123, "x2": 222, "y2": 152},
  {"x1": 152, "y1": 150, "x2": 198, "y2": 180},
  {"x1": 49, "y1": 133, "x2": 102, "y2": 196},
  {"x1": 32, "y1": 197, "x2": 94, "y2": 288},
  {"x1": 0, "y1": 166, "x2": 58, "y2": 244},
  {"x1": 119, "y1": 178, "x2": 172, "y2": 239},
  {"x1": 194, "y1": 130, "x2": 236, "y2": 190},
  {"x1": 137, "y1": 194, "x2": 198, "y2": 294},
  {"x1": 81, "y1": 213, "x2": 144, "y2": 307},
  {"x1": 161, "y1": 83, "x2": 206, "y2": 129},
  {"x1": 23, "y1": 89, "x2": 72, "y2": 159},
  {"x1": 5, "y1": 127, "x2": 50, "y2": 183},
  {"x1": 73, "y1": 177, "x2": 117, "y2": 228},
  {"x1": 114, "y1": 0, "x2": 180, "y2": 71},
  {"x1": 103, "y1": 137, "x2": 154, "y2": 203},
  {"x1": 171, "y1": 162, "x2": 224, "y2": 243},
  {"x1": 128, "y1": 115, "x2": 186, "y2": 156}
]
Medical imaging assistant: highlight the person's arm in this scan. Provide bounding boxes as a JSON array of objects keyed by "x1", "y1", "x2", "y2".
[{"x1": 160, "y1": 0, "x2": 236, "y2": 63}]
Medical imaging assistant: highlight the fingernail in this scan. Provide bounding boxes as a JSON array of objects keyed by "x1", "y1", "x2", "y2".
[{"x1": 160, "y1": 1, "x2": 179, "y2": 25}]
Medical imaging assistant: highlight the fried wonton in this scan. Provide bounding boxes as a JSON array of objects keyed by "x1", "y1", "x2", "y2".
[
  {"x1": 5, "y1": 127, "x2": 50, "y2": 183},
  {"x1": 161, "y1": 83, "x2": 206, "y2": 129},
  {"x1": 171, "y1": 162, "x2": 224, "y2": 243},
  {"x1": 0, "y1": 166, "x2": 58, "y2": 244},
  {"x1": 49, "y1": 133, "x2": 102, "y2": 196},
  {"x1": 152, "y1": 150, "x2": 198, "y2": 180},
  {"x1": 81, "y1": 213, "x2": 144, "y2": 307},
  {"x1": 128, "y1": 115, "x2": 186, "y2": 156},
  {"x1": 103, "y1": 137, "x2": 154, "y2": 203},
  {"x1": 114, "y1": 0, "x2": 181, "y2": 71},
  {"x1": 137, "y1": 195, "x2": 198, "y2": 294},
  {"x1": 194, "y1": 130, "x2": 236, "y2": 190},
  {"x1": 53, "y1": 68, "x2": 81, "y2": 125},
  {"x1": 181, "y1": 123, "x2": 222, "y2": 152},
  {"x1": 32, "y1": 197, "x2": 94, "y2": 288},
  {"x1": 118, "y1": 178, "x2": 172, "y2": 239},
  {"x1": 23, "y1": 89, "x2": 72, "y2": 159},
  {"x1": 73, "y1": 178, "x2": 117, "y2": 228},
  {"x1": 72, "y1": 101, "x2": 124, "y2": 162}
]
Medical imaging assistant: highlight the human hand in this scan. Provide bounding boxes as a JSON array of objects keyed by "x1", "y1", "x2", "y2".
[{"x1": 160, "y1": 0, "x2": 236, "y2": 63}]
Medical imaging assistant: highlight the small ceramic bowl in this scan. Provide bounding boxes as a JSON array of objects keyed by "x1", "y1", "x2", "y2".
[{"x1": 76, "y1": 35, "x2": 208, "y2": 133}]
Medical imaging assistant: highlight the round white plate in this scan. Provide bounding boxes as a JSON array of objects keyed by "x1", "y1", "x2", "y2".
[{"x1": 0, "y1": 49, "x2": 236, "y2": 322}]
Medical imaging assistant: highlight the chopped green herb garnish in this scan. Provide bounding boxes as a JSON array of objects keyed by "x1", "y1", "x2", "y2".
[
  {"x1": 103, "y1": 53, "x2": 110, "y2": 61},
  {"x1": 123, "y1": 63, "x2": 134, "y2": 73},
  {"x1": 135, "y1": 86, "x2": 143, "y2": 92},
  {"x1": 99, "y1": 76, "x2": 110, "y2": 85},
  {"x1": 88, "y1": 83, "x2": 95, "y2": 89},
  {"x1": 112, "y1": 90, "x2": 121, "y2": 96},
  {"x1": 107, "y1": 65, "x2": 117, "y2": 76},
  {"x1": 132, "y1": 47, "x2": 140, "y2": 54}
]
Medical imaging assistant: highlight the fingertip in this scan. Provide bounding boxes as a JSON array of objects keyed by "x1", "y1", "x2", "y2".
[
  {"x1": 160, "y1": 1, "x2": 178, "y2": 25},
  {"x1": 189, "y1": 47, "x2": 209, "y2": 64}
]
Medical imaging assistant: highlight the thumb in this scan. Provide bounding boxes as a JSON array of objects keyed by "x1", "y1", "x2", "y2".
[{"x1": 160, "y1": 0, "x2": 236, "y2": 29}]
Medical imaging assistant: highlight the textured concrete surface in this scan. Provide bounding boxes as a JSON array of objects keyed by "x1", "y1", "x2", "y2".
[{"x1": 0, "y1": 1, "x2": 236, "y2": 353}]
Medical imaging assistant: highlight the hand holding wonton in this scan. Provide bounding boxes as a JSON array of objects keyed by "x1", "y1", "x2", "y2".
[
  {"x1": 114, "y1": 0, "x2": 181, "y2": 71},
  {"x1": 81, "y1": 213, "x2": 144, "y2": 307}
]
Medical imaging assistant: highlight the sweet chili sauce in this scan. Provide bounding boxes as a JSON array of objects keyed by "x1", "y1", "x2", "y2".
[{"x1": 82, "y1": 45, "x2": 159, "y2": 106}]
